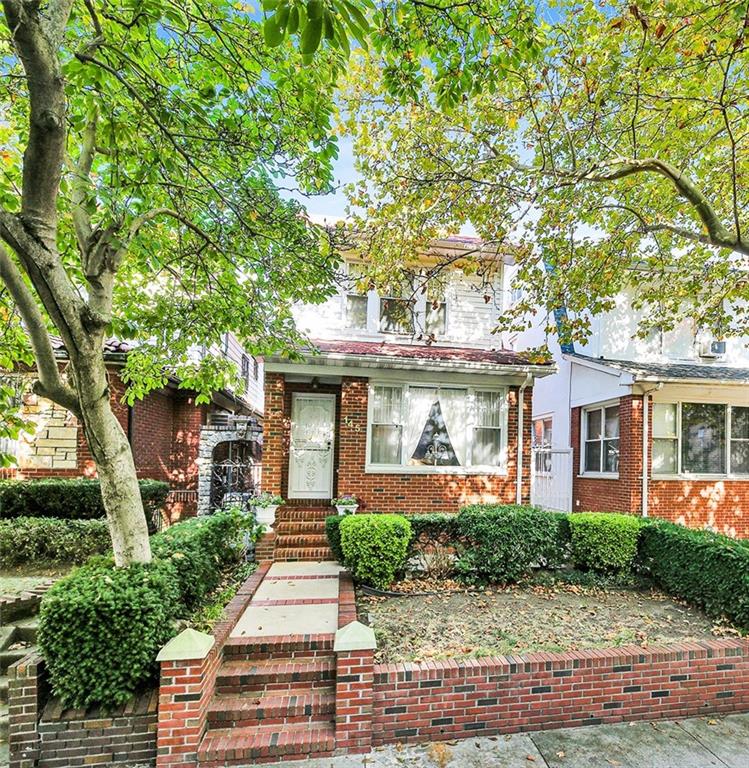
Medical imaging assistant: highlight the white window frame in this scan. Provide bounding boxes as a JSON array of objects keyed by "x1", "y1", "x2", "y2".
[
  {"x1": 579, "y1": 400, "x2": 620, "y2": 478},
  {"x1": 365, "y1": 381, "x2": 509, "y2": 475},
  {"x1": 652, "y1": 401, "x2": 749, "y2": 479},
  {"x1": 340, "y1": 261, "x2": 451, "y2": 339}
]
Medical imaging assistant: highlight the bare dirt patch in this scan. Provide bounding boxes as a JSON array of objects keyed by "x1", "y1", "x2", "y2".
[{"x1": 359, "y1": 578, "x2": 738, "y2": 664}]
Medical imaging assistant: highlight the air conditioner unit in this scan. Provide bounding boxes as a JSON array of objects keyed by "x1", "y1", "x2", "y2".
[{"x1": 699, "y1": 339, "x2": 726, "y2": 358}]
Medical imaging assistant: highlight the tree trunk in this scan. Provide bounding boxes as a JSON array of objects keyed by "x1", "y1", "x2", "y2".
[{"x1": 72, "y1": 355, "x2": 152, "y2": 566}]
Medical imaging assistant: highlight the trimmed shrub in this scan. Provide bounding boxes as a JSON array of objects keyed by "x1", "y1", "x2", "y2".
[
  {"x1": 408, "y1": 513, "x2": 461, "y2": 543},
  {"x1": 38, "y1": 558, "x2": 179, "y2": 708},
  {"x1": 340, "y1": 514, "x2": 412, "y2": 590},
  {"x1": 325, "y1": 515, "x2": 344, "y2": 562},
  {"x1": 637, "y1": 520, "x2": 749, "y2": 630},
  {"x1": 38, "y1": 508, "x2": 248, "y2": 708},
  {"x1": 569, "y1": 512, "x2": 642, "y2": 573},
  {"x1": 151, "y1": 509, "x2": 245, "y2": 610},
  {"x1": 0, "y1": 517, "x2": 110, "y2": 565},
  {"x1": 0, "y1": 478, "x2": 169, "y2": 527},
  {"x1": 455, "y1": 504, "x2": 569, "y2": 585}
]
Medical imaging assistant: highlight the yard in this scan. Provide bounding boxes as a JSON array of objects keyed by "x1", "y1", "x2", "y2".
[{"x1": 359, "y1": 576, "x2": 739, "y2": 664}]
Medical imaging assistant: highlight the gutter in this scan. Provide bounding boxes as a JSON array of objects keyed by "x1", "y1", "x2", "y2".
[
  {"x1": 640, "y1": 382, "x2": 663, "y2": 518},
  {"x1": 516, "y1": 372, "x2": 532, "y2": 504}
]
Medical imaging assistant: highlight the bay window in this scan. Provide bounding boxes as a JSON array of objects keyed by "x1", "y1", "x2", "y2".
[
  {"x1": 368, "y1": 383, "x2": 507, "y2": 471},
  {"x1": 582, "y1": 403, "x2": 619, "y2": 474},
  {"x1": 652, "y1": 402, "x2": 749, "y2": 476}
]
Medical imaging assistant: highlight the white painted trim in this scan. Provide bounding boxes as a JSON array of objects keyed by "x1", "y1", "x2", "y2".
[
  {"x1": 579, "y1": 399, "x2": 621, "y2": 476},
  {"x1": 267, "y1": 361, "x2": 546, "y2": 388}
]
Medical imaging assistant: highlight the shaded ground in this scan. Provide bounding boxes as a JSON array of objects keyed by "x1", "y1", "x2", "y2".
[
  {"x1": 0, "y1": 565, "x2": 71, "y2": 598},
  {"x1": 359, "y1": 578, "x2": 738, "y2": 663}
]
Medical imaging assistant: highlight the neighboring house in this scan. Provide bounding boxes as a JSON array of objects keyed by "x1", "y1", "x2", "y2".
[
  {"x1": 263, "y1": 237, "x2": 555, "y2": 560},
  {"x1": 515, "y1": 287, "x2": 749, "y2": 538},
  {"x1": 0, "y1": 334, "x2": 264, "y2": 521}
]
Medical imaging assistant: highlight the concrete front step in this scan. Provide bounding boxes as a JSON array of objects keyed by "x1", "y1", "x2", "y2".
[
  {"x1": 198, "y1": 722, "x2": 335, "y2": 765},
  {"x1": 223, "y1": 635, "x2": 335, "y2": 662},
  {"x1": 207, "y1": 688, "x2": 335, "y2": 728},
  {"x1": 216, "y1": 657, "x2": 336, "y2": 694},
  {"x1": 274, "y1": 547, "x2": 335, "y2": 562}
]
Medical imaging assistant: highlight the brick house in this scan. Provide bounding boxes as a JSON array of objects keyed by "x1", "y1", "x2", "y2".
[
  {"x1": 1, "y1": 335, "x2": 264, "y2": 521},
  {"x1": 515, "y1": 285, "x2": 749, "y2": 538},
  {"x1": 262, "y1": 238, "x2": 554, "y2": 559}
]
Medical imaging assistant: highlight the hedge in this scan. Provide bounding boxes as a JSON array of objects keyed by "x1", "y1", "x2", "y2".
[
  {"x1": 150, "y1": 509, "x2": 246, "y2": 611},
  {"x1": 325, "y1": 515, "x2": 344, "y2": 562},
  {"x1": 0, "y1": 517, "x2": 111, "y2": 566},
  {"x1": 637, "y1": 519, "x2": 749, "y2": 631},
  {"x1": 340, "y1": 514, "x2": 412, "y2": 590},
  {"x1": 455, "y1": 504, "x2": 569, "y2": 585},
  {"x1": 38, "y1": 509, "x2": 247, "y2": 708},
  {"x1": 0, "y1": 478, "x2": 169, "y2": 528},
  {"x1": 569, "y1": 512, "x2": 642, "y2": 573}
]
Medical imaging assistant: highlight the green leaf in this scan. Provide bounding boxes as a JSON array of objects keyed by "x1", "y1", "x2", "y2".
[
  {"x1": 307, "y1": 0, "x2": 323, "y2": 21},
  {"x1": 263, "y1": 16, "x2": 284, "y2": 46},
  {"x1": 300, "y1": 17, "x2": 323, "y2": 53}
]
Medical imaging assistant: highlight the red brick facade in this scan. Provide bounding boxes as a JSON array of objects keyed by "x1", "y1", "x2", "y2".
[
  {"x1": 572, "y1": 396, "x2": 749, "y2": 537},
  {"x1": 3, "y1": 366, "x2": 206, "y2": 520},
  {"x1": 263, "y1": 372, "x2": 532, "y2": 513}
]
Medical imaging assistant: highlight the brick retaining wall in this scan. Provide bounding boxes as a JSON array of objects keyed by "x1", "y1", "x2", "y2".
[
  {"x1": 370, "y1": 639, "x2": 749, "y2": 745},
  {"x1": 156, "y1": 561, "x2": 271, "y2": 767}
]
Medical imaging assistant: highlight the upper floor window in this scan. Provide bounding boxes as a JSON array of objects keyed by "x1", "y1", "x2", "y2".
[
  {"x1": 345, "y1": 263, "x2": 368, "y2": 330},
  {"x1": 379, "y1": 276, "x2": 415, "y2": 335},
  {"x1": 424, "y1": 283, "x2": 447, "y2": 338},
  {"x1": 253, "y1": 357, "x2": 259, "y2": 380},
  {"x1": 368, "y1": 383, "x2": 507, "y2": 472},
  {"x1": 240, "y1": 355, "x2": 250, "y2": 392},
  {"x1": 582, "y1": 403, "x2": 619, "y2": 474},
  {"x1": 652, "y1": 402, "x2": 748, "y2": 476}
]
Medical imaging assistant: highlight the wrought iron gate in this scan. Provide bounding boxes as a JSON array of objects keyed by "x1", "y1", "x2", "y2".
[{"x1": 209, "y1": 440, "x2": 261, "y2": 512}]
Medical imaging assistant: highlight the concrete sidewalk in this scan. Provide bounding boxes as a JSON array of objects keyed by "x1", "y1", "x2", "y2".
[{"x1": 272, "y1": 714, "x2": 749, "y2": 768}]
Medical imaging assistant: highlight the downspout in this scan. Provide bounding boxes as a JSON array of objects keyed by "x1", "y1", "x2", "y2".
[
  {"x1": 516, "y1": 373, "x2": 533, "y2": 505},
  {"x1": 640, "y1": 382, "x2": 663, "y2": 518}
]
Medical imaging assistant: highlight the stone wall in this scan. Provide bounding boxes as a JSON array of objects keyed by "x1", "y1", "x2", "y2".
[
  {"x1": 16, "y1": 393, "x2": 78, "y2": 472},
  {"x1": 196, "y1": 426, "x2": 261, "y2": 516}
]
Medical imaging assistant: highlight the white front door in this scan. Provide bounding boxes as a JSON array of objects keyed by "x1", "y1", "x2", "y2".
[{"x1": 288, "y1": 393, "x2": 336, "y2": 499}]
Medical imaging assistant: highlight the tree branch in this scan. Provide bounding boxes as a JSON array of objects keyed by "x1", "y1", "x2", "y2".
[
  {"x1": 70, "y1": 106, "x2": 98, "y2": 257},
  {"x1": 504, "y1": 153, "x2": 748, "y2": 256},
  {"x1": 0, "y1": 242, "x2": 79, "y2": 413}
]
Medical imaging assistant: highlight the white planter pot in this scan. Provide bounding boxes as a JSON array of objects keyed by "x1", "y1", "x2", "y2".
[
  {"x1": 336, "y1": 504, "x2": 358, "y2": 516},
  {"x1": 254, "y1": 504, "x2": 278, "y2": 529}
]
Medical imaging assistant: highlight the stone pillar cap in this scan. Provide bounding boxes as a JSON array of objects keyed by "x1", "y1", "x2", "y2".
[
  {"x1": 156, "y1": 628, "x2": 214, "y2": 662},
  {"x1": 334, "y1": 620, "x2": 377, "y2": 652}
]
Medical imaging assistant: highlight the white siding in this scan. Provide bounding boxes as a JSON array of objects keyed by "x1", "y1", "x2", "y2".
[{"x1": 293, "y1": 265, "x2": 506, "y2": 349}]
